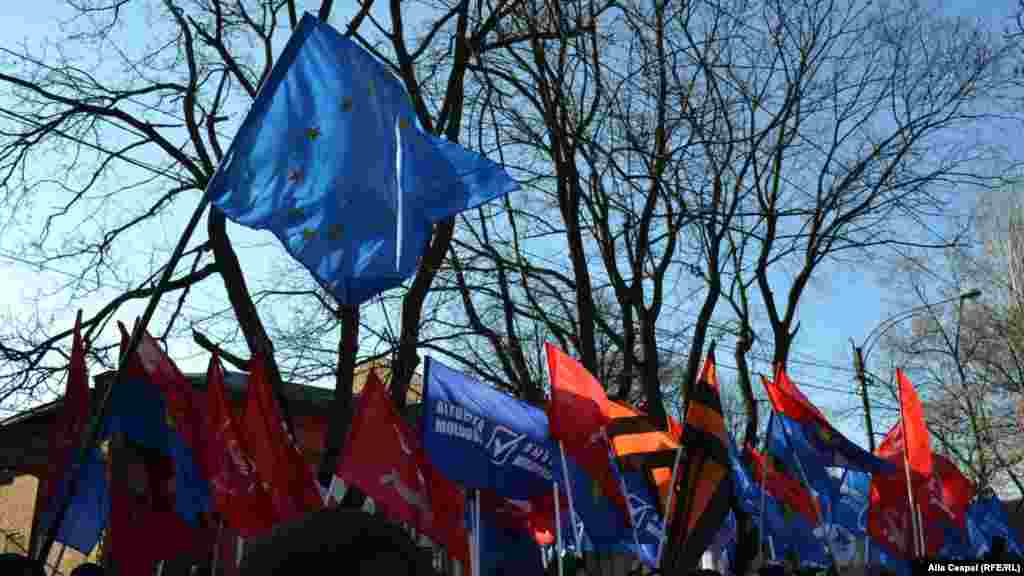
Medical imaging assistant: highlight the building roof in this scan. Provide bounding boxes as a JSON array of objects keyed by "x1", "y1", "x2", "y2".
[{"x1": 0, "y1": 359, "x2": 423, "y2": 477}]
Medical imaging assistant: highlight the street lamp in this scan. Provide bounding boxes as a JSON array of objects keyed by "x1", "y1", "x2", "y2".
[{"x1": 850, "y1": 289, "x2": 981, "y2": 452}]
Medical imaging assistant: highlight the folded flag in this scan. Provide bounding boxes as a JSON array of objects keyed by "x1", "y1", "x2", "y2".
[
  {"x1": 206, "y1": 13, "x2": 519, "y2": 305},
  {"x1": 243, "y1": 352, "x2": 322, "y2": 524},
  {"x1": 422, "y1": 356, "x2": 560, "y2": 499},
  {"x1": 338, "y1": 368, "x2": 469, "y2": 564},
  {"x1": 37, "y1": 313, "x2": 109, "y2": 554},
  {"x1": 202, "y1": 352, "x2": 275, "y2": 537},
  {"x1": 727, "y1": 441, "x2": 828, "y2": 567},
  {"x1": 663, "y1": 347, "x2": 733, "y2": 572}
]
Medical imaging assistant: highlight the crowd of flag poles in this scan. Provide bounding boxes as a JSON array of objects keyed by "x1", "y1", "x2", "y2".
[{"x1": 29, "y1": 11, "x2": 1024, "y2": 576}]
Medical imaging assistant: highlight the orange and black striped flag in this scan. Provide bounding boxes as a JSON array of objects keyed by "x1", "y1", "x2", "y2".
[{"x1": 662, "y1": 344, "x2": 734, "y2": 572}]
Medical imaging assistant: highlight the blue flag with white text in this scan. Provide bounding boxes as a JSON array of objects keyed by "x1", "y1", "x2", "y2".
[
  {"x1": 422, "y1": 357, "x2": 559, "y2": 499},
  {"x1": 207, "y1": 14, "x2": 519, "y2": 305}
]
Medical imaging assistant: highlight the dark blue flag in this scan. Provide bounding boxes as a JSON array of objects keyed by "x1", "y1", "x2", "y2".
[
  {"x1": 967, "y1": 495, "x2": 1024, "y2": 557},
  {"x1": 36, "y1": 447, "x2": 109, "y2": 554},
  {"x1": 562, "y1": 455, "x2": 634, "y2": 553},
  {"x1": 422, "y1": 357, "x2": 559, "y2": 499},
  {"x1": 207, "y1": 13, "x2": 519, "y2": 305}
]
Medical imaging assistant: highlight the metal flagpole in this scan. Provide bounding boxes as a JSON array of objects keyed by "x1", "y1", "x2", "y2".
[
  {"x1": 656, "y1": 438, "x2": 685, "y2": 567},
  {"x1": 554, "y1": 483, "x2": 564, "y2": 576},
  {"x1": 474, "y1": 490, "x2": 481, "y2": 576},
  {"x1": 896, "y1": 378, "x2": 923, "y2": 558},
  {"x1": 759, "y1": 413, "x2": 773, "y2": 566},
  {"x1": 557, "y1": 441, "x2": 582, "y2": 559}
]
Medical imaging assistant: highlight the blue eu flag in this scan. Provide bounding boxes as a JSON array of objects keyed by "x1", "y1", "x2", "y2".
[{"x1": 208, "y1": 13, "x2": 519, "y2": 305}]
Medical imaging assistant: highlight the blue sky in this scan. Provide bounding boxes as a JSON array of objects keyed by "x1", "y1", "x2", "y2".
[{"x1": 0, "y1": 0, "x2": 1018, "y2": 456}]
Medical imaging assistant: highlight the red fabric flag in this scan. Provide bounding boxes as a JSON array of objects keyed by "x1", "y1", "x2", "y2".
[
  {"x1": 109, "y1": 445, "x2": 214, "y2": 573},
  {"x1": 43, "y1": 311, "x2": 90, "y2": 506},
  {"x1": 338, "y1": 370, "x2": 469, "y2": 564},
  {"x1": 897, "y1": 369, "x2": 933, "y2": 489},
  {"x1": 546, "y1": 343, "x2": 628, "y2": 513},
  {"x1": 875, "y1": 419, "x2": 975, "y2": 529},
  {"x1": 747, "y1": 447, "x2": 821, "y2": 526},
  {"x1": 117, "y1": 321, "x2": 205, "y2": 454},
  {"x1": 203, "y1": 352, "x2": 276, "y2": 537},
  {"x1": 868, "y1": 372, "x2": 947, "y2": 559},
  {"x1": 243, "y1": 352, "x2": 322, "y2": 524},
  {"x1": 764, "y1": 367, "x2": 830, "y2": 428},
  {"x1": 478, "y1": 489, "x2": 568, "y2": 546}
]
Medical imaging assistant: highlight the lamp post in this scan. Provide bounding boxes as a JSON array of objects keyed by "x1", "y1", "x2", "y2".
[{"x1": 850, "y1": 289, "x2": 981, "y2": 452}]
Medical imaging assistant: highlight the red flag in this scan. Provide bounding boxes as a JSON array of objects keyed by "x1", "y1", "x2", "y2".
[
  {"x1": 868, "y1": 372, "x2": 945, "y2": 559},
  {"x1": 477, "y1": 489, "x2": 568, "y2": 546},
  {"x1": 875, "y1": 419, "x2": 974, "y2": 529},
  {"x1": 764, "y1": 367, "x2": 830, "y2": 429},
  {"x1": 338, "y1": 370, "x2": 469, "y2": 564},
  {"x1": 117, "y1": 321, "x2": 205, "y2": 454},
  {"x1": 546, "y1": 343, "x2": 627, "y2": 512},
  {"x1": 43, "y1": 311, "x2": 89, "y2": 506},
  {"x1": 747, "y1": 446, "x2": 821, "y2": 525},
  {"x1": 109, "y1": 445, "x2": 214, "y2": 573},
  {"x1": 203, "y1": 352, "x2": 276, "y2": 537},
  {"x1": 897, "y1": 369, "x2": 933, "y2": 488},
  {"x1": 243, "y1": 352, "x2": 322, "y2": 524}
]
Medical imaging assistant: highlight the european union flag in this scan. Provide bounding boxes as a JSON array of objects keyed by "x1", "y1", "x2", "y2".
[{"x1": 207, "y1": 13, "x2": 519, "y2": 305}]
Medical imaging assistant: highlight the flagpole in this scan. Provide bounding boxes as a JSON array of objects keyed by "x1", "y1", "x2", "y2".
[
  {"x1": 656, "y1": 438, "x2": 685, "y2": 567},
  {"x1": 211, "y1": 518, "x2": 224, "y2": 576},
  {"x1": 474, "y1": 490, "x2": 481, "y2": 576},
  {"x1": 557, "y1": 441, "x2": 581, "y2": 559},
  {"x1": 759, "y1": 413, "x2": 772, "y2": 567},
  {"x1": 51, "y1": 543, "x2": 66, "y2": 576},
  {"x1": 602, "y1": 428, "x2": 648, "y2": 564},
  {"x1": 554, "y1": 482, "x2": 564, "y2": 576},
  {"x1": 897, "y1": 377, "x2": 923, "y2": 558}
]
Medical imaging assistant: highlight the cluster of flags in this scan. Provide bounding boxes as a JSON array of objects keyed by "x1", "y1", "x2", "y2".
[
  {"x1": 36, "y1": 312, "x2": 1024, "y2": 576},
  {"x1": 32, "y1": 10, "x2": 1024, "y2": 576},
  {"x1": 721, "y1": 366, "x2": 1022, "y2": 576},
  {"x1": 39, "y1": 315, "x2": 738, "y2": 575}
]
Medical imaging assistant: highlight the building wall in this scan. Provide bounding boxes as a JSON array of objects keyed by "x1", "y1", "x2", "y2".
[{"x1": 0, "y1": 474, "x2": 101, "y2": 575}]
